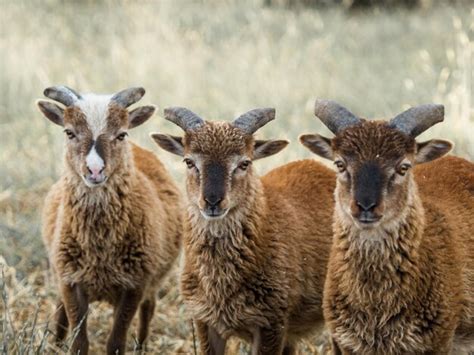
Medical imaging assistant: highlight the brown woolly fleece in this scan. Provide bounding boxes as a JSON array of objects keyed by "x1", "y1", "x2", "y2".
[
  {"x1": 324, "y1": 151, "x2": 474, "y2": 354},
  {"x1": 178, "y1": 127, "x2": 336, "y2": 354},
  {"x1": 42, "y1": 143, "x2": 182, "y2": 354}
]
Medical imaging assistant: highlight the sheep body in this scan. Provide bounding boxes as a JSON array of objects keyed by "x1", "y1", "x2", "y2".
[
  {"x1": 322, "y1": 152, "x2": 474, "y2": 354},
  {"x1": 180, "y1": 158, "x2": 336, "y2": 351},
  {"x1": 43, "y1": 142, "x2": 182, "y2": 352}
]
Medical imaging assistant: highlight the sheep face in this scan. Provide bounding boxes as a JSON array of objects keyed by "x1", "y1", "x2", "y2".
[
  {"x1": 37, "y1": 87, "x2": 155, "y2": 188},
  {"x1": 300, "y1": 101, "x2": 452, "y2": 230},
  {"x1": 151, "y1": 109, "x2": 288, "y2": 220}
]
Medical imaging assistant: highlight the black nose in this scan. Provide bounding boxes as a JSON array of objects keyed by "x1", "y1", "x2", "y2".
[
  {"x1": 357, "y1": 200, "x2": 377, "y2": 212},
  {"x1": 205, "y1": 196, "x2": 222, "y2": 208}
]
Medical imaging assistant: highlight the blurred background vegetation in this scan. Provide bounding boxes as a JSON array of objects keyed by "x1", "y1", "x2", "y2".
[{"x1": 0, "y1": 0, "x2": 472, "y2": 353}]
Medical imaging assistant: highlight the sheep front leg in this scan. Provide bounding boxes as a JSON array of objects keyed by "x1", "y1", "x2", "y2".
[
  {"x1": 61, "y1": 283, "x2": 89, "y2": 355},
  {"x1": 54, "y1": 301, "x2": 69, "y2": 345},
  {"x1": 107, "y1": 288, "x2": 143, "y2": 355},
  {"x1": 252, "y1": 324, "x2": 286, "y2": 355},
  {"x1": 196, "y1": 320, "x2": 227, "y2": 355},
  {"x1": 137, "y1": 297, "x2": 156, "y2": 349}
]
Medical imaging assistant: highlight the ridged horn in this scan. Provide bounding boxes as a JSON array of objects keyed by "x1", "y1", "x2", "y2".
[
  {"x1": 233, "y1": 108, "x2": 276, "y2": 134},
  {"x1": 389, "y1": 104, "x2": 445, "y2": 137},
  {"x1": 314, "y1": 99, "x2": 361, "y2": 134},
  {"x1": 43, "y1": 85, "x2": 81, "y2": 106},
  {"x1": 111, "y1": 87, "x2": 146, "y2": 108},
  {"x1": 163, "y1": 107, "x2": 205, "y2": 131}
]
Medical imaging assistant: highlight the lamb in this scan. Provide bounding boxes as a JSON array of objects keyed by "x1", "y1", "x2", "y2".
[
  {"x1": 37, "y1": 86, "x2": 182, "y2": 354},
  {"x1": 300, "y1": 100, "x2": 474, "y2": 354},
  {"x1": 151, "y1": 107, "x2": 336, "y2": 354}
]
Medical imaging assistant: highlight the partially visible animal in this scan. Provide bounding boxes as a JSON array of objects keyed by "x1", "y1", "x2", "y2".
[
  {"x1": 151, "y1": 107, "x2": 336, "y2": 354},
  {"x1": 300, "y1": 100, "x2": 474, "y2": 354},
  {"x1": 37, "y1": 86, "x2": 182, "y2": 354}
]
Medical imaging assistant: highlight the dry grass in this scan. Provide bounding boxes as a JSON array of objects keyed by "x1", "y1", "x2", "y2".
[{"x1": 0, "y1": 0, "x2": 472, "y2": 353}]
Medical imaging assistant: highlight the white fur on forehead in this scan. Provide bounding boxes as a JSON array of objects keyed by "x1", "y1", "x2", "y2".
[{"x1": 76, "y1": 93, "x2": 113, "y2": 138}]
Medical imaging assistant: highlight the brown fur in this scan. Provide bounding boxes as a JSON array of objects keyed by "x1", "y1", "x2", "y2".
[
  {"x1": 319, "y1": 122, "x2": 474, "y2": 354},
  {"x1": 174, "y1": 123, "x2": 336, "y2": 354},
  {"x1": 42, "y1": 142, "x2": 182, "y2": 354}
]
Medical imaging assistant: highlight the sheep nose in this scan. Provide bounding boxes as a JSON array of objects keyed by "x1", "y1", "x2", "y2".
[
  {"x1": 205, "y1": 196, "x2": 222, "y2": 209},
  {"x1": 87, "y1": 166, "x2": 104, "y2": 177},
  {"x1": 356, "y1": 200, "x2": 377, "y2": 212}
]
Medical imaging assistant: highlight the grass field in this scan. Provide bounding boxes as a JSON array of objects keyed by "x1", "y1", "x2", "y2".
[{"x1": 0, "y1": 0, "x2": 472, "y2": 353}]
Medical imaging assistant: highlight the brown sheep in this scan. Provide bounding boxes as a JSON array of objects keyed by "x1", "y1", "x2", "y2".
[
  {"x1": 37, "y1": 86, "x2": 182, "y2": 354},
  {"x1": 300, "y1": 100, "x2": 474, "y2": 354},
  {"x1": 151, "y1": 107, "x2": 336, "y2": 354}
]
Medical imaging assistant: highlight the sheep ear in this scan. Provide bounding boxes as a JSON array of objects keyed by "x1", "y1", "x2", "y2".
[
  {"x1": 36, "y1": 100, "x2": 64, "y2": 126},
  {"x1": 150, "y1": 133, "x2": 184, "y2": 157},
  {"x1": 129, "y1": 105, "x2": 156, "y2": 129},
  {"x1": 253, "y1": 139, "x2": 289, "y2": 160},
  {"x1": 415, "y1": 139, "x2": 453, "y2": 164},
  {"x1": 299, "y1": 134, "x2": 333, "y2": 160}
]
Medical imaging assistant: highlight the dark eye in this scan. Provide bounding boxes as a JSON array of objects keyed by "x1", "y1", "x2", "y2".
[
  {"x1": 64, "y1": 129, "x2": 76, "y2": 140},
  {"x1": 116, "y1": 132, "x2": 128, "y2": 141},
  {"x1": 334, "y1": 160, "x2": 346, "y2": 173},
  {"x1": 238, "y1": 160, "x2": 251, "y2": 171},
  {"x1": 397, "y1": 163, "x2": 411, "y2": 176},
  {"x1": 184, "y1": 158, "x2": 195, "y2": 169}
]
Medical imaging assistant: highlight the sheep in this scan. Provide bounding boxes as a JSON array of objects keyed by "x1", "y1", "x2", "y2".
[
  {"x1": 300, "y1": 100, "x2": 474, "y2": 354},
  {"x1": 36, "y1": 86, "x2": 182, "y2": 355},
  {"x1": 151, "y1": 107, "x2": 336, "y2": 354}
]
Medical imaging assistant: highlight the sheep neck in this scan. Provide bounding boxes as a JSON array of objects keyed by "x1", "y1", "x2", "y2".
[
  {"x1": 186, "y1": 176, "x2": 267, "y2": 262},
  {"x1": 61, "y1": 146, "x2": 135, "y2": 245},
  {"x1": 332, "y1": 186, "x2": 426, "y2": 304}
]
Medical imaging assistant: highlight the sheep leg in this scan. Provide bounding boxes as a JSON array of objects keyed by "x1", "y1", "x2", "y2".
[
  {"x1": 282, "y1": 343, "x2": 296, "y2": 355},
  {"x1": 331, "y1": 337, "x2": 342, "y2": 355},
  {"x1": 54, "y1": 300, "x2": 69, "y2": 345},
  {"x1": 61, "y1": 283, "x2": 89, "y2": 355},
  {"x1": 196, "y1": 320, "x2": 227, "y2": 355},
  {"x1": 252, "y1": 325, "x2": 286, "y2": 355},
  {"x1": 137, "y1": 297, "x2": 156, "y2": 349},
  {"x1": 106, "y1": 288, "x2": 143, "y2": 355}
]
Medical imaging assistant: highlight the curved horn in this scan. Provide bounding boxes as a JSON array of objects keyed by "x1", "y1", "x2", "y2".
[
  {"x1": 164, "y1": 107, "x2": 205, "y2": 131},
  {"x1": 314, "y1": 99, "x2": 361, "y2": 134},
  {"x1": 389, "y1": 104, "x2": 444, "y2": 137},
  {"x1": 43, "y1": 86, "x2": 81, "y2": 106},
  {"x1": 111, "y1": 87, "x2": 145, "y2": 108},
  {"x1": 233, "y1": 108, "x2": 276, "y2": 134}
]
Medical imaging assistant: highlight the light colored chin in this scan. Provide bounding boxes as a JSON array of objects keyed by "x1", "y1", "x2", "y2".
[
  {"x1": 199, "y1": 209, "x2": 229, "y2": 221},
  {"x1": 82, "y1": 177, "x2": 108, "y2": 188},
  {"x1": 353, "y1": 219, "x2": 382, "y2": 230}
]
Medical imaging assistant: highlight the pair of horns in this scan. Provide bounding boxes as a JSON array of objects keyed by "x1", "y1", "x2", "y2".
[
  {"x1": 43, "y1": 86, "x2": 146, "y2": 108},
  {"x1": 164, "y1": 107, "x2": 276, "y2": 134},
  {"x1": 314, "y1": 99, "x2": 444, "y2": 137}
]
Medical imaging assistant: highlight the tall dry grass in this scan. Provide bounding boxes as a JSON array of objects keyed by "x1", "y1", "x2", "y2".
[{"x1": 0, "y1": 0, "x2": 472, "y2": 353}]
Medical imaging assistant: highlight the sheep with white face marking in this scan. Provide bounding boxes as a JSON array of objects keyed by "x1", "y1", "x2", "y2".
[{"x1": 37, "y1": 86, "x2": 182, "y2": 355}]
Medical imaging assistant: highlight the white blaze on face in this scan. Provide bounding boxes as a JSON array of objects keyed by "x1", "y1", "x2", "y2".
[
  {"x1": 76, "y1": 93, "x2": 113, "y2": 139},
  {"x1": 76, "y1": 93, "x2": 113, "y2": 177},
  {"x1": 85, "y1": 145, "x2": 105, "y2": 176}
]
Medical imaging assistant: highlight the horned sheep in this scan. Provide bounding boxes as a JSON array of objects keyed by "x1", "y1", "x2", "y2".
[
  {"x1": 37, "y1": 86, "x2": 182, "y2": 354},
  {"x1": 151, "y1": 107, "x2": 336, "y2": 354},
  {"x1": 300, "y1": 100, "x2": 474, "y2": 354}
]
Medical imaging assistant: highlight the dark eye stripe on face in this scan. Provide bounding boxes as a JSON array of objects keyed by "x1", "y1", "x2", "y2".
[{"x1": 94, "y1": 134, "x2": 107, "y2": 164}]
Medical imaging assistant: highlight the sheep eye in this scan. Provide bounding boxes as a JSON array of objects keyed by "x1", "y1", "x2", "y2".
[
  {"x1": 238, "y1": 160, "x2": 251, "y2": 171},
  {"x1": 116, "y1": 132, "x2": 128, "y2": 141},
  {"x1": 64, "y1": 129, "x2": 76, "y2": 140},
  {"x1": 334, "y1": 160, "x2": 346, "y2": 173},
  {"x1": 397, "y1": 163, "x2": 411, "y2": 176},
  {"x1": 184, "y1": 158, "x2": 195, "y2": 169}
]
